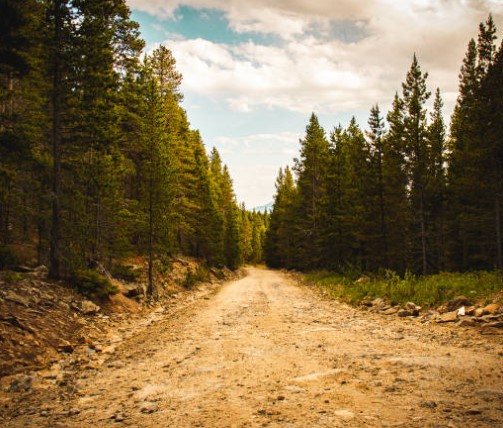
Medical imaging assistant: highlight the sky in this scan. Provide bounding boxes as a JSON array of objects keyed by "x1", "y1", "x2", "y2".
[{"x1": 126, "y1": 0, "x2": 503, "y2": 209}]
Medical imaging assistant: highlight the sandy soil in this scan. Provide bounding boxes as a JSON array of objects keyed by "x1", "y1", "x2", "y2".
[{"x1": 2, "y1": 268, "x2": 503, "y2": 427}]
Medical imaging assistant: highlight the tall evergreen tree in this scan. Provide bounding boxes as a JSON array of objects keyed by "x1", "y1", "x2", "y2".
[
  {"x1": 384, "y1": 94, "x2": 410, "y2": 273},
  {"x1": 447, "y1": 38, "x2": 479, "y2": 270},
  {"x1": 192, "y1": 140, "x2": 224, "y2": 267},
  {"x1": 0, "y1": 0, "x2": 49, "y2": 256},
  {"x1": 293, "y1": 113, "x2": 330, "y2": 269},
  {"x1": 366, "y1": 105, "x2": 388, "y2": 268},
  {"x1": 427, "y1": 88, "x2": 447, "y2": 270},
  {"x1": 478, "y1": 35, "x2": 503, "y2": 268},
  {"x1": 265, "y1": 167, "x2": 297, "y2": 268},
  {"x1": 47, "y1": 0, "x2": 72, "y2": 278},
  {"x1": 447, "y1": 15, "x2": 500, "y2": 270},
  {"x1": 401, "y1": 54, "x2": 431, "y2": 274}
]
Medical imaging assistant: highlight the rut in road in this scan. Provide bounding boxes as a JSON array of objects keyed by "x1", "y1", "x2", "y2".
[{"x1": 4, "y1": 268, "x2": 503, "y2": 427}]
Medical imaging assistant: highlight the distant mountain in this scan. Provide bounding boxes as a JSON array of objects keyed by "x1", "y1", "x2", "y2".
[{"x1": 253, "y1": 202, "x2": 274, "y2": 213}]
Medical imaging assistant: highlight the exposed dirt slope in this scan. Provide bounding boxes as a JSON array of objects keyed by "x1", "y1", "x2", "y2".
[{"x1": 1, "y1": 268, "x2": 502, "y2": 427}]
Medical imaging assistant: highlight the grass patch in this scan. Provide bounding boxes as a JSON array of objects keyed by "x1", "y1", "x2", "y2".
[{"x1": 305, "y1": 270, "x2": 503, "y2": 308}]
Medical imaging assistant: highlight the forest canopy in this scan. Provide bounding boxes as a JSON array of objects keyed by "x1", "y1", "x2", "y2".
[
  {"x1": 0, "y1": 0, "x2": 267, "y2": 292},
  {"x1": 265, "y1": 15, "x2": 503, "y2": 275}
]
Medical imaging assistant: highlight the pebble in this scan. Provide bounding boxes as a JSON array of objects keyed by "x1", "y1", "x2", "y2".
[
  {"x1": 8, "y1": 375, "x2": 33, "y2": 392},
  {"x1": 140, "y1": 402, "x2": 158, "y2": 414},
  {"x1": 111, "y1": 412, "x2": 126, "y2": 422},
  {"x1": 81, "y1": 300, "x2": 101, "y2": 315},
  {"x1": 420, "y1": 400, "x2": 437, "y2": 408},
  {"x1": 457, "y1": 317, "x2": 478, "y2": 327},
  {"x1": 437, "y1": 311, "x2": 458, "y2": 323},
  {"x1": 68, "y1": 407, "x2": 81, "y2": 416},
  {"x1": 334, "y1": 410, "x2": 355, "y2": 420},
  {"x1": 483, "y1": 303, "x2": 500, "y2": 315},
  {"x1": 466, "y1": 407, "x2": 483, "y2": 415},
  {"x1": 397, "y1": 309, "x2": 412, "y2": 317}
]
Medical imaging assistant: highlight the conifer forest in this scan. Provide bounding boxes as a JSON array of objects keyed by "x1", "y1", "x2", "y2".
[
  {"x1": 0, "y1": 0, "x2": 268, "y2": 291},
  {"x1": 0, "y1": 2, "x2": 502, "y2": 284},
  {"x1": 266, "y1": 16, "x2": 503, "y2": 276}
]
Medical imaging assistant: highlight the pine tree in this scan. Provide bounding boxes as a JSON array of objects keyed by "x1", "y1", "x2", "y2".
[
  {"x1": 366, "y1": 105, "x2": 388, "y2": 268},
  {"x1": 447, "y1": 15, "x2": 500, "y2": 270},
  {"x1": 0, "y1": 0, "x2": 49, "y2": 256},
  {"x1": 384, "y1": 93, "x2": 409, "y2": 273},
  {"x1": 293, "y1": 113, "x2": 330, "y2": 269},
  {"x1": 138, "y1": 48, "x2": 180, "y2": 294},
  {"x1": 401, "y1": 54, "x2": 431, "y2": 274},
  {"x1": 47, "y1": 0, "x2": 72, "y2": 278},
  {"x1": 447, "y1": 38, "x2": 479, "y2": 270},
  {"x1": 65, "y1": 0, "x2": 143, "y2": 270},
  {"x1": 477, "y1": 14, "x2": 497, "y2": 78},
  {"x1": 192, "y1": 140, "x2": 224, "y2": 267},
  {"x1": 240, "y1": 207, "x2": 253, "y2": 264},
  {"x1": 479, "y1": 36, "x2": 503, "y2": 268},
  {"x1": 250, "y1": 211, "x2": 266, "y2": 264},
  {"x1": 265, "y1": 167, "x2": 297, "y2": 268},
  {"x1": 427, "y1": 88, "x2": 447, "y2": 270},
  {"x1": 221, "y1": 167, "x2": 243, "y2": 269},
  {"x1": 324, "y1": 118, "x2": 374, "y2": 270}
]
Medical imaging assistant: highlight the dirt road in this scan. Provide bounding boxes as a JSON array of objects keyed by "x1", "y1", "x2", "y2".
[{"x1": 2, "y1": 268, "x2": 503, "y2": 427}]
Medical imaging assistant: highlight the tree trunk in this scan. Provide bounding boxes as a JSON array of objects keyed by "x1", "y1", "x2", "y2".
[
  {"x1": 147, "y1": 187, "x2": 154, "y2": 295},
  {"x1": 377, "y1": 148, "x2": 388, "y2": 268},
  {"x1": 1, "y1": 181, "x2": 12, "y2": 244},
  {"x1": 496, "y1": 193, "x2": 502, "y2": 269},
  {"x1": 94, "y1": 197, "x2": 101, "y2": 261},
  {"x1": 420, "y1": 193, "x2": 427, "y2": 276},
  {"x1": 147, "y1": 130, "x2": 154, "y2": 296},
  {"x1": 49, "y1": 0, "x2": 63, "y2": 279}
]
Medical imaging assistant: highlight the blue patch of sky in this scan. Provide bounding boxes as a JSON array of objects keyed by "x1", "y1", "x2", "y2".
[
  {"x1": 183, "y1": 92, "x2": 368, "y2": 145},
  {"x1": 131, "y1": 6, "x2": 278, "y2": 47}
]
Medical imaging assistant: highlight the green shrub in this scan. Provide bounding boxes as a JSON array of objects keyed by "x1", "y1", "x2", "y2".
[
  {"x1": 71, "y1": 269, "x2": 118, "y2": 298},
  {"x1": 0, "y1": 246, "x2": 19, "y2": 270},
  {"x1": 111, "y1": 264, "x2": 141, "y2": 282},
  {"x1": 211, "y1": 268, "x2": 226, "y2": 280},
  {"x1": 0, "y1": 270, "x2": 23, "y2": 284},
  {"x1": 156, "y1": 257, "x2": 173, "y2": 275},
  {"x1": 182, "y1": 265, "x2": 211, "y2": 288},
  {"x1": 182, "y1": 267, "x2": 197, "y2": 288}
]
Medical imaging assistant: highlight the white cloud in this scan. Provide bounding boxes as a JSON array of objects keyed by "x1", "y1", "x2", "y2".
[
  {"x1": 127, "y1": 0, "x2": 381, "y2": 25},
  {"x1": 137, "y1": 0, "x2": 502, "y2": 118},
  {"x1": 128, "y1": 0, "x2": 503, "y2": 205},
  {"x1": 169, "y1": 37, "x2": 375, "y2": 113}
]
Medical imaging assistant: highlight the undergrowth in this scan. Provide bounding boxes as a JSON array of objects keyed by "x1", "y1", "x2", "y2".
[
  {"x1": 0, "y1": 270, "x2": 24, "y2": 284},
  {"x1": 0, "y1": 246, "x2": 19, "y2": 270},
  {"x1": 71, "y1": 269, "x2": 119, "y2": 298},
  {"x1": 110, "y1": 264, "x2": 141, "y2": 282},
  {"x1": 182, "y1": 265, "x2": 211, "y2": 288},
  {"x1": 305, "y1": 270, "x2": 503, "y2": 308}
]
